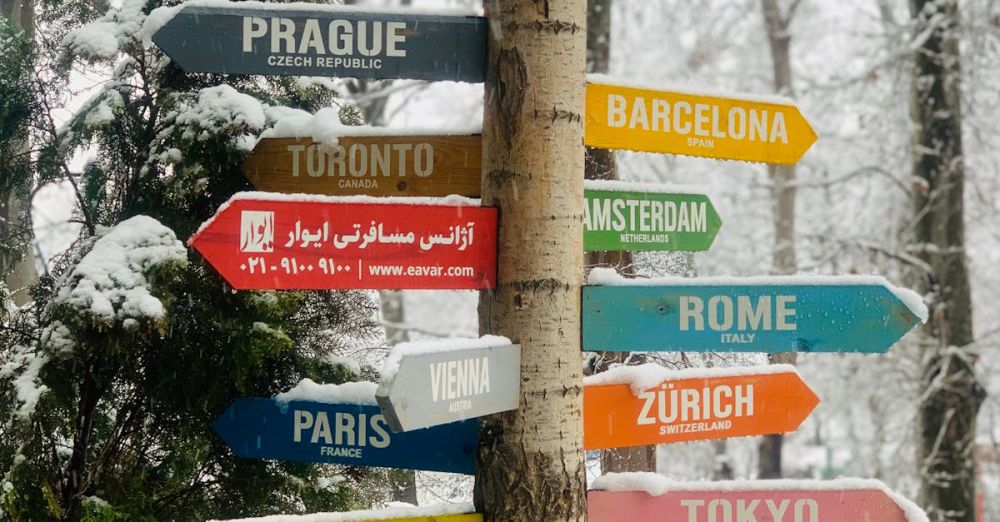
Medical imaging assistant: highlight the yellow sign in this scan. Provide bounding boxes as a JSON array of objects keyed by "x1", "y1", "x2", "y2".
[
  {"x1": 585, "y1": 79, "x2": 817, "y2": 165},
  {"x1": 378, "y1": 513, "x2": 483, "y2": 522}
]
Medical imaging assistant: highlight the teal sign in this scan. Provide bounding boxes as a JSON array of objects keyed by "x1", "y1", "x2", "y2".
[
  {"x1": 584, "y1": 188, "x2": 721, "y2": 252},
  {"x1": 582, "y1": 280, "x2": 924, "y2": 353}
]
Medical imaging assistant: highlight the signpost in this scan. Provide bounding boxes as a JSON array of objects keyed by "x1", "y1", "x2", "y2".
[
  {"x1": 152, "y1": 5, "x2": 487, "y2": 82},
  {"x1": 585, "y1": 77, "x2": 817, "y2": 164},
  {"x1": 582, "y1": 273, "x2": 925, "y2": 353},
  {"x1": 212, "y1": 398, "x2": 477, "y2": 474},
  {"x1": 583, "y1": 365, "x2": 817, "y2": 450},
  {"x1": 584, "y1": 182, "x2": 721, "y2": 252},
  {"x1": 188, "y1": 193, "x2": 497, "y2": 291},
  {"x1": 588, "y1": 477, "x2": 921, "y2": 521},
  {"x1": 243, "y1": 135, "x2": 483, "y2": 198},
  {"x1": 377, "y1": 341, "x2": 520, "y2": 432}
]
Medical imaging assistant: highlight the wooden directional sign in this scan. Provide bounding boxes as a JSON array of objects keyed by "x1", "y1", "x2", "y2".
[
  {"x1": 243, "y1": 135, "x2": 482, "y2": 198},
  {"x1": 588, "y1": 478, "x2": 921, "y2": 521},
  {"x1": 377, "y1": 343, "x2": 520, "y2": 432},
  {"x1": 583, "y1": 365, "x2": 818, "y2": 450},
  {"x1": 322, "y1": 513, "x2": 480, "y2": 522},
  {"x1": 586, "y1": 77, "x2": 817, "y2": 164},
  {"x1": 584, "y1": 183, "x2": 721, "y2": 252},
  {"x1": 582, "y1": 273, "x2": 925, "y2": 353},
  {"x1": 188, "y1": 193, "x2": 497, "y2": 291},
  {"x1": 152, "y1": 5, "x2": 487, "y2": 82},
  {"x1": 378, "y1": 513, "x2": 483, "y2": 522},
  {"x1": 212, "y1": 398, "x2": 477, "y2": 474}
]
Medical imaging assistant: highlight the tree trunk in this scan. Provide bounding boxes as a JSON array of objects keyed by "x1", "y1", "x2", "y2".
[
  {"x1": 474, "y1": 1, "x2": 587, "y2": 520},
  {"x1": 0, "y1": 0, "x2": 38, "y2": 306},
  {"x1": 909, "y1": 1, "x2": 984, "y2": 520},
  {"x1": 758, "y1": 0, "x2": 798, "y2": 480},
  {"x1": 59, "y1": 362, "x2": 103, "y2": 521},
  {"x1": 583, "y1": 0, "x2": 655, "y2": 475}
]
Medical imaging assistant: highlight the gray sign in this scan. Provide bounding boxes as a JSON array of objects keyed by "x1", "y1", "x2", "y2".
[
  {"x1": 152, "y1": 6, "x2": 487, "y2": 82},
  {"x1": 376, "y1": 344, "x2": 520, "y2": 432}
]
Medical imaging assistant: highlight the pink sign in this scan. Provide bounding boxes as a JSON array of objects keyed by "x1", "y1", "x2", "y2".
[{"x1": 588, "y1": 482, "x2": 918, "y2": 521}]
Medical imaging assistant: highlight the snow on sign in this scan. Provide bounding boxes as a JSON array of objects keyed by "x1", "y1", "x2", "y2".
[
  {"x1": 212, "y1": 398, "x2": 477, "y2": 474},
  {"x1": 243, "y1": 135, "x2": 482, "y2": 198},
  {"x1": 584, "y1": 180, "x2": 721, "y2": 252},
  {"x1": 588, "y1": 475, "x2": 926, "y2": 522},
  {"x1": 376, "y1": 338, "x2": 520, "y2": 432},
  {"x1": 188, "y1": 193, "x2": 497, "y2": 291},
  {"x1": 582, "y1": 269, "x2": 927, "y2": 353},
  {"x1": 583, "y1": 364, "x2": 818, "y2": 450},
  {"x1": 151, "y1": 3, "x2": 487, "y2": 82},
  {"x1": 210, "y1": 503, "x2": 482, "y2": 522},
  {"x1": 585, "y1": 75, "x2": 817, "y2": 165}
]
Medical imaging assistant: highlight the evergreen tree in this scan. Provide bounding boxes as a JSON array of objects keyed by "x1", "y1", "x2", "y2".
[{"x1": 0, "y1": 0, "x2": 385, "y2": 519}]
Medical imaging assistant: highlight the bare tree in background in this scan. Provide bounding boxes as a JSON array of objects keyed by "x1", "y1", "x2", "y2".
[
  {"x1": 583, "y1": 0, "x2": 656, "y2": 474},
  {"x1": 475, "y1": 1, "x2": 587, "y2": 520},
  {"x1": 758, "y1": 0, "x2": 800, "y2": 479},
  {"x1": 908, "y1": 1, "x2": 985, "y2": 520}
]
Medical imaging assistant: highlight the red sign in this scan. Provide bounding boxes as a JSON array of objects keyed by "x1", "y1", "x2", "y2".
[
  {"x1": 189, "y1": 194, "x2": 497, "y2": 290},
  {"x1": 588, "y1": 479, "x2": 919, "y2": 521}
]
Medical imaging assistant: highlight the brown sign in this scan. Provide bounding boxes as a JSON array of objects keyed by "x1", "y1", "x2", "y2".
[{"x1": 243, "y1": 135, "x2": 482, "y2": 197}]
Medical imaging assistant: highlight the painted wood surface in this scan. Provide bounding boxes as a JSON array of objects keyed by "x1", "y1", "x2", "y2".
[
  {"x1": 377, "y1": 344, "x2": 520, "y2": 432},
  {"x1": 582, "y1": 281, "x2": 922, "y2": 353},
  {"x1": 586, "y1": 81, "x2": 817, "y2": 164},
  {"x1": 584, "y1": 368, "x2": 818, "y2": 450},
  {"x1": 584, "y1": 188, "x2": 721, "y2": 252},
  {"x1": 588, "y1": 484, "x2": 914, "y2": 521},
  {"x1": 153, "y1": 5, "x2": 487, "y2": 81},
  {"x1": 243, "y1": 136, "x2": 482, "y2": 197},
  {"x1": 213, "y1": 398, "x2": 477, "y2": 474},
  {"x1": 189, "y1": 195, "x2": 497, "y2": 290}
]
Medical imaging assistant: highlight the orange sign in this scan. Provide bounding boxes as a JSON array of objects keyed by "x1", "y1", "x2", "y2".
[
  {"x1": 585, "y1": 77, "x2": 817, "y2": 165},
  {"x1": 583, "y1": 365, "x2": 818, "y2": 450}
]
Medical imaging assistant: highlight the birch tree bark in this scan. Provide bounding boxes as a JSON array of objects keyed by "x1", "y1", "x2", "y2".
[
  {"x1": 475, "y1": 1, "x2": 587, "y2": 520},
  {"x1": 909, "y1": 1, "x2": 985, "y2": 520},
  {"x1": 758, "y1": 0, "x2": 799, "y2": 479}
]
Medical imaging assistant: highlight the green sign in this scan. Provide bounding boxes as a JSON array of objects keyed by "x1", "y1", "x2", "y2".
[{"x1": 583, "y1": 188, "x2": 721, "y2": 252}]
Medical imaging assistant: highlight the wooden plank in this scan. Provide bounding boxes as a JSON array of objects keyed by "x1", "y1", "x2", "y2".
[
  {"x1": 213, "y1": 398, "x2": 477, "y2": 474},
  {"x1": 588, "y1": 480, "x2": 918, "y2": 521},
  {"x1": 188, "y1": 194, "x2": 497, "y2": 291},
  {"x1": 376, "y1": 343, "x2": 520, "y2": 432},
  {"x1": 243, "y1": 136, "x2": 482, "y2": 198},
  {"x1": 584, "y1": 185, "x2": 721, "y2": 252},
  {"x1": 585, "y1": 79, "x2": 817, "y2": 164},
  {"x1": 582, "y1": 277, "x2": 925, "y2": 353},
  {"x1": 583, "y1": 366, "x2": 818, "y2": 450}
]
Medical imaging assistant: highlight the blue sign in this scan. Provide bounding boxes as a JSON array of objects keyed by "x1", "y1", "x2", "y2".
[
  {"x1": 213, "y1": 398, "x2": 477, "y2": 474},
  {"x1": 582, "y1": 282, "x2": 923, "y2": 353}
]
